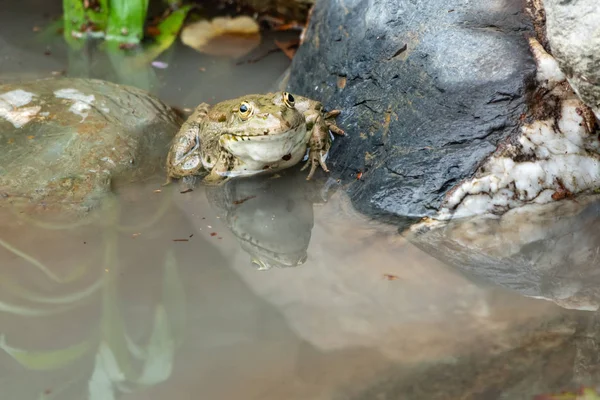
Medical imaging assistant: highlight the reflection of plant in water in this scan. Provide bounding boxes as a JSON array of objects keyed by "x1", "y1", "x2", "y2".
[{"x1": 0, "y1": 196, "x2": 185, "y2": 400}]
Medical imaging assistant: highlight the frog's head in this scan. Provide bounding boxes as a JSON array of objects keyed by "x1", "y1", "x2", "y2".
[{"x1": 218, "y1": 92, "x2": 308, "y2": 166}]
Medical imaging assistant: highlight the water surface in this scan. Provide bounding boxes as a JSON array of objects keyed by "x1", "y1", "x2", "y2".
[{"x1": 2, "y1": 2, "x2": 600, "y2": 399}]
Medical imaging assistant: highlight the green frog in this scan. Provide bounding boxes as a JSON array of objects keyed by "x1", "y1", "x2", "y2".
[{"x1": 165, "y1": 91, "x2": 344, "y2": 185}]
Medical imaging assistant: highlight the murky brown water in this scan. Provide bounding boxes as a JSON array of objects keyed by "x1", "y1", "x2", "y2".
[{"x1": 2, "y1": 2, "x2": 600, "y2": 399}]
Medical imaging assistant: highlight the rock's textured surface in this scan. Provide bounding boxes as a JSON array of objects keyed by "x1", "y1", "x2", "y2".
[
  {"x1": 545, "y1": 0, "x2": 600, "y2": 119},
  {"x1": 436, "y1": 39, "x2": 600, "y2": 219},
  {"x1": 0, "y1": 78, "x2": 181, "y2": 213},
  {"x1": 287, "y1": 0, "x2": 535, "y2": 222}
]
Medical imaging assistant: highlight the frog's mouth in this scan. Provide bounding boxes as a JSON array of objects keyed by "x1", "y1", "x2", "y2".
[
  {"x1": 221, "y1": 123, "x2": 305, "y2": 142},
  {"x1": 220, "y1": 124, "x2": 308, "y2": 164}
]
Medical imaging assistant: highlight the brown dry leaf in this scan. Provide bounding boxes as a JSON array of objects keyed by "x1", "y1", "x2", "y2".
[
  {"x1": 383, "y1": 274, "x2": 400, "y2": 281},
  {"x1": 181, "y1": 16, "x2": 261, "y2": 58}
]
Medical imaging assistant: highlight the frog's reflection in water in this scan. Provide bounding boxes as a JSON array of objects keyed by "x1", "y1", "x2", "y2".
[{"x1": 205, "y1": 169, "x2": 337, "y2": 270}]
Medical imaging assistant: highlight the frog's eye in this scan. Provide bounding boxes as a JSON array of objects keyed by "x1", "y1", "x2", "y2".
[
  {"x1": 282, "y1": 92, "x2": 295, "y2": 108},
  {"x1": 238, "y1": 101, "x2": 253, "y2": 120}
]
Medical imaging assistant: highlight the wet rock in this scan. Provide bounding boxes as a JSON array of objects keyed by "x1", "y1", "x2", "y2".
[
  {"x1": 287, "y1": 0, "x2": 536, "y2": 222},
  {"x1": 436, "y1": 38, "x2": 600, "y2": 220},
  {"x1": 408, "y1": 195, "x2": 600, "y2": 312},
  {"x1": 545, "y1": 0, "x2": 600, "y2": 120},
  {"x1": 0, "y1": 78, "x2": 181, "y2": 213}
]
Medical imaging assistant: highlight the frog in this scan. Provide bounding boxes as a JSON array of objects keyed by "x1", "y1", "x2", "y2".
[{"x1": 165, "y1": 91, "x2": 344, "y2": 186}]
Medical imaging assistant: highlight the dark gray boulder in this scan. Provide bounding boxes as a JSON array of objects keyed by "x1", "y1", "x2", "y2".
[
  {"x1": 287, "y1": 0, "x2": 535, "y2": 223},
  {"x1": 0, "y1": 78, "x2": 181, "y2": 213}
]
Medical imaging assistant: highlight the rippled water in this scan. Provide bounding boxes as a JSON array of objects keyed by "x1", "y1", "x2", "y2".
[{"x1": 2, "y1": 1, "x2": 600, "y2": 399}]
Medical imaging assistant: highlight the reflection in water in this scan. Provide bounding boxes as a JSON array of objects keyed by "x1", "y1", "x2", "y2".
[
  {"x1": 204, "y1": 170, "x2": 335, "y2": 270},
  {"x1": 408, "y1": 195, "x2": 600, "y2": 312},
  {"x1": 1, "y1": 177, "x2": 600, "y2": 399},
  {"x1": 0, "y1": 195, "x2": 185, "y2": 399}
]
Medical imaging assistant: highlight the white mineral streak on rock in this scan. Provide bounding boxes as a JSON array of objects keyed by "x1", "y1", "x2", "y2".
[
  {"x1": 0, "y1": 89, "x2": 41, "y2": 128},
  {"x1": 437, "y1": 38, "x2": 600, "y2": 220},
  {"x1": 54, "y1": 88, "x2": 96, "y2": 122}
]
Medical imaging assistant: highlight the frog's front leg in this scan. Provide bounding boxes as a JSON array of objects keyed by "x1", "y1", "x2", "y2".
[
  {"x1": 202, "y1": 150, "x2": 233, "y2": 185},
  {"x1": 301, "y1": 109, "x2": 345, "y2": 180},
  {"x1": 164, "y1": 104, "x2": 210, "y2": 186}
]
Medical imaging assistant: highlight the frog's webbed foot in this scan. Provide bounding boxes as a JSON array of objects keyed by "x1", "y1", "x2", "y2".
[{"x1": 302, "y1": 110, "x2": 344, "y2": 180}]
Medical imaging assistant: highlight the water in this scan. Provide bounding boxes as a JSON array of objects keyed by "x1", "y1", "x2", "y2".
[{"x1": 2, "y1": 2, "x2": 600, "y2": 399}]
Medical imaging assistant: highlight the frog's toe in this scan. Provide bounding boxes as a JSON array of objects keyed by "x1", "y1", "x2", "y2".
[
  {"x1": 324, "y1": 110, "x2": 341, "y2": 119},
  {"x1": 327, "y1": 123, "x2": 345, "y2": 136},
  {"x1": 305, "y1": 161, "x2": 319, "y2": 180},
  {"x1": 318, "y1": 153, "x2": 329, "y2": 172},
  {"x1": 303, "y1": 151, "x2": 330, "y2": 180}
]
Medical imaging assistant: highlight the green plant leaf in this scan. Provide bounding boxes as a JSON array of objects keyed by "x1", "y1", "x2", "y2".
[
  {"x1": 62, "y1": 0, "x2": 109, "y2": 40},
  {"x1": 105, "y1": 0, "x2": 149, "y2": 43},
  {"x1": 141, "y1": 5, "x2": 192, "y2": 61}
]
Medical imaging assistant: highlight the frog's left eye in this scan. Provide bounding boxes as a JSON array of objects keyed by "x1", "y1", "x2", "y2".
[
  {"x1": 238, "y1": 101, "x2": 253, "y2": 120},
  {"x1": 282, "y1": 92, "x2": 295, "y2": 108}
]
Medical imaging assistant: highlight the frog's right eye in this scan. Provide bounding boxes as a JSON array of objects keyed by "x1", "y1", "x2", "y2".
[{"x1": 238, "y1": 101, "x2": 253, "y2": 120}]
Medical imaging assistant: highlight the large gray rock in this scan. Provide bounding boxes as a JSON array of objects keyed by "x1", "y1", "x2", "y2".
[
  {"x1": 287, "y1": 0, "x2": 535, "y2": 223},
  {"x1": 0, "y1": 78, "x2": 181, "y2": 213},
  {"x1": 545, "y1": 0, "x2": 600, "y2": 119}
]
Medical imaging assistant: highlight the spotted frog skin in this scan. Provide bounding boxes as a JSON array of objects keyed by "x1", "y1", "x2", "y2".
[{"x1": 165, "y1": 91, "x2": 344, "y2": 185}]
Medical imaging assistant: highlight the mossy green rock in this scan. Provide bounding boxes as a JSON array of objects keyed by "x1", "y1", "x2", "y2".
[{"x1": 0, "y1": 78, "x2": 181, "y2": 213}]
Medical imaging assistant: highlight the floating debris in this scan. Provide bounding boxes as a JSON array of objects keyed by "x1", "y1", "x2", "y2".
[
  {"x1": 232, "y1": 195, "x2": 256, "y2": 205},
  {"x1": 151, "y1": 60, "x2": 169, "y2": 69}
]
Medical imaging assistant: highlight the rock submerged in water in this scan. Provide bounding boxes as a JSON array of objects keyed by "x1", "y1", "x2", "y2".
[
  {"x1": 409, "y1": 194, "x2": 600, "y2": 312},
  {"x1": 0, "y1": 78, "x2": 181, "y2": 213},
  {"x1": 287, "y1": 0, "x2": 600, "y2": 223}
]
